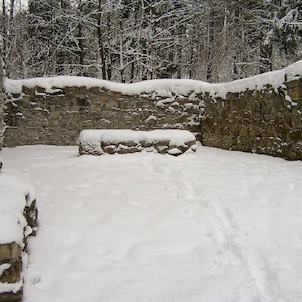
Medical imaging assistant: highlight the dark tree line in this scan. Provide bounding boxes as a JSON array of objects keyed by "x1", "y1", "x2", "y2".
[{"x1": 1, "y1": 0, "x2": 301, "y2": 82}]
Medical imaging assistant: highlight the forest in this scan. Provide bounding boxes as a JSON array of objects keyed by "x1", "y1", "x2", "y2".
[{"x1": 0, "y1": 0, "x2": 301, "y2": 83}]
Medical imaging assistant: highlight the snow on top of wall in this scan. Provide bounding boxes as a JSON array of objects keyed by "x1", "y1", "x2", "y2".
[
  {"x1": 0, "y1": 172, "x2": 35, "y2": 245},
  {"x1": 79, "y1": 129, "x2": 196, "y2": 146},
  {"x1": 4, "y1": 60, "x2": 302, "y2": 99}
]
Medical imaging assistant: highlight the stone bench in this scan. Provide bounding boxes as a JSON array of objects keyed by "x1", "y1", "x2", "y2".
[
  {"x1": 0, "y1": 172, "x2": 38, "y2": 302},
  {"x1": 78, "y1": 129, "x2": 197, "y2": 156}
]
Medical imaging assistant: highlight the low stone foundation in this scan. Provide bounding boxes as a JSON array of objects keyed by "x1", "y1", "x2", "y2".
[{"x1": 78, "y1": 129, "x2": 197, "y2": 156}]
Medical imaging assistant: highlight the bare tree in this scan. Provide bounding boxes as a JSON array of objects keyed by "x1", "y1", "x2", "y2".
[
  {"x1": 0, "y1": 32, "x2": 4, "y2": 151},
  {"x1": 0, "y1": 0, "x2": 301, "y2": 81}
]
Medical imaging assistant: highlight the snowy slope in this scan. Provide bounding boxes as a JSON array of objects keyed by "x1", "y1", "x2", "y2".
[
  {"x1": 5, "y1": 60, "x2": 302, "y2": 99},
  {"x1": 2, "y1": 145, "x2": 302, "y2": 302}
]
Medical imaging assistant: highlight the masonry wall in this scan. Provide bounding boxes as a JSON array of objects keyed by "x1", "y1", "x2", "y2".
[
  {"x1": 4, "y1": 86, "x2": 202, "y2": 147},
  {"x1": 202, "y1": 80, "x2": 302, "y2": 160},
  {"x1": 3, "y1": 78, "x2": 302, "y2": 160},
  {"x1": 0, "y1": 197, "x2": 38, "y2": 302}
]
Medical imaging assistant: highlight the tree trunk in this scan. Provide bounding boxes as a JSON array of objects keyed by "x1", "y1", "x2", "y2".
[
  {"x1": 0, "y1": 33, "x2": 4, "y2": 151},
  {"x1": 260, "y1": 43, "x2": 273, "y2": 74},
  {"x1": 106, "y1": 9, "x2": 112, "y2": 80},
  {"x1": 97, "y1": 0, "x2": 106, "y2": 79},
  {"x1": 206, "y1": 0, "x2": 215, "y2": 83},
  {"x1": 77, "y1": 22, "x2": 85, "y2": 75},
  {"x1": 206, "y1": 15, "x2": 214, "y2": 82},
  {"x1": 2, "y1": 0, "x2": 7, "y2": 77}
]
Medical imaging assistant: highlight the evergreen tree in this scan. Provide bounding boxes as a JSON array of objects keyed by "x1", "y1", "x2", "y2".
[{"x1": 274, "y1": 0, "x2": 302, "y2": 56}]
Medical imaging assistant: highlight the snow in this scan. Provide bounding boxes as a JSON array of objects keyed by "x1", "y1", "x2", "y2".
[
  {"x1": 79, "y1": 129, "x2": 196, "y2": 146},
  {"x1": 0, "y1": 170, "x2": 35, "y2": 295},
  {"x1": 0, "y1": 263, "x2": 11, "y2": 277},
  {"x1": 4, "y1": 60, "x2": 302, "y2": 99},
  {"x1": 2, "y1": 145, "x2": 302, "y2": 302},
  {"x1": 0, "y1": 171, "x2": 35, "y2": 245},
  {"x1": 0, "y1": 279, "x2": 23, "y2": 294},
  {"x1": 167, "y1": 147, "x2": 182, "y2": 155}
]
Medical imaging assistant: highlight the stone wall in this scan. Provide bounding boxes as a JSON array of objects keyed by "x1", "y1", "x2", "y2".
[
  {"x1": 0, "y1": 196, "x2": 38, "y2": 302},
  {"x1": 202, "y1": 80, "x2": 302, "y2": 160},
  {"x1": 3, "y1": 76, "x2": 302, "y2": 160},
  {"x1": 4, "y1": 86, "x2": 202, "y2": 147}
]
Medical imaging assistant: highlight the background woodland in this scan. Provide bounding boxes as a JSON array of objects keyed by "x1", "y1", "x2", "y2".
[{"x1": 1, "y1": 0, "x2": 302, "y2": 82}]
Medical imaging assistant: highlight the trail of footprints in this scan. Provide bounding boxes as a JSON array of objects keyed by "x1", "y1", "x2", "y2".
[{"x1": 148, "y1": 159, "x2": 281, "y2": 301}]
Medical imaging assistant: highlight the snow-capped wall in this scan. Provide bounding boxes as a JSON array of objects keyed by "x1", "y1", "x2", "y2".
[
  {"x1": 3, "y1": 60, "x2": 302, "y2": 160},
  {"x1": 202, "y1": 79, "x2": 302, "y2": 160},
  {"x1": 4, "y1": 85, "x2": 203, "y2": 146},
  {"x1": 0, "y1": 172, "x2": 38, "y2": 302},
  {"x1": 4, "y1": 60, "x2": 302, "y2": 98}
]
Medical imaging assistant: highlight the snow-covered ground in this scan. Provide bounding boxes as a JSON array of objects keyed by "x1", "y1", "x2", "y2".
[{"x1": 2, "y1": 144, "x2": 302, "y2": 302}]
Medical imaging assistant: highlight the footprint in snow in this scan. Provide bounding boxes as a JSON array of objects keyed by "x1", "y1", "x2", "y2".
[{"x1": 27, "y1": 268, "x2": 42, "y2": 285}]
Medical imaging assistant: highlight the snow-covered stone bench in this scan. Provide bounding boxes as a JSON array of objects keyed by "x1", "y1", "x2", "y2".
[
  {"x1": 0, "y1": 171, "x2": 38, "y2": 302},
  {"x1": 78, "y1": 129, "x2": 197, "y2": 156}
]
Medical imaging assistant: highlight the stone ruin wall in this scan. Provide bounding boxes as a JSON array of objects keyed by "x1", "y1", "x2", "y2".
[
  {"x1": 4, "y1": 86, "x2": 202, "y2": 147},
  {"x1": 0, "y1": 198, "x2": 38, "y2": 302},
  {"x1": 3, "y1": 78, "x2": 302, "y2": 161},
  {"x1": 202, "y1": 79, "x2": 302, "y2": 160}
]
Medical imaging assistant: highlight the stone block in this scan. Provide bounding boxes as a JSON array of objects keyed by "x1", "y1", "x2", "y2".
[
  {"x1": 287, "y1": 80, "x2": 300, "y2": 89},
  {"x1": 289, "y1": 130, "x2": 302, "y2": 141},
  {"x1": 109, "y1": 91, "x2": 122, "y2": 98},
  {"x1": 36, "y1": 86, "x2": 46, "y2": 94},
  {"x1": 88, "y1": 87, "x2": 101, "y2": 94},
  {"x1": 64, "y1": 86, "x2": 80, "y2": 95},
  {"x1": 22, "y1": 86, "x2": 35, "y2": 95},
  {"x1": 24, "y1": 199, "x2": 38, "y2": 236},
  {"x1": 0, "y1": 257, "x2": 22, "y2": 283},
  {"x1": 288, "y1": 87, "x2": 301, "y2": 101},
  {"x1": 77, "y1": 99, "x2": 90, "y2": 107},
  {"x1": 0, "y1": 243, "x2": 21, "y2": 261},
  {"x1": 103, "y1": 145, "x2": 116, "y2": 154},
  {"x1": 0, "y1": 290, "x2": 22, "y2": 302}
]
